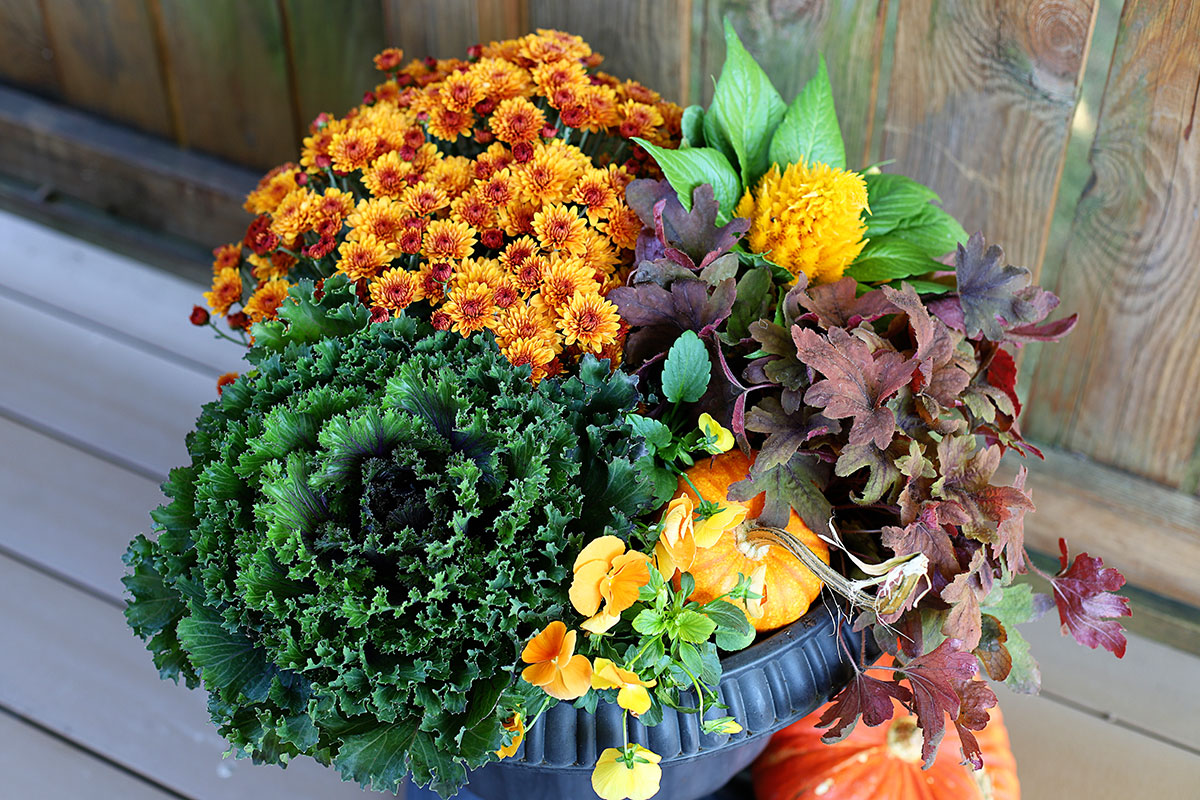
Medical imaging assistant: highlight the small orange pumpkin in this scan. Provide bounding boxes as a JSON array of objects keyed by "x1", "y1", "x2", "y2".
[
  {"x1": 752, "y1": 697, "x2": 1020, "y2": 800},
  {"x1": 679, "y1": 451, "x2": 829, "y2": 632}
]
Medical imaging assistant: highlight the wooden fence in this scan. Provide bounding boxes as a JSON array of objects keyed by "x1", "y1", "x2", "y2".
[{"x1": 1, "y1": 0, "x2": 1198, "y2": 607}]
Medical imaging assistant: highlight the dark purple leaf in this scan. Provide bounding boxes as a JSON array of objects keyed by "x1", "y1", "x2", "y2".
[
  {"x1": 954, "y1": 232, "x2": 1059, "y2": 340},
  {"x1": 794, "y1": 327, "x2": 916, "y2": 451},
  {"x1": 729, "y1": 453, "x2": 832, "y2": 537},
  {"x1": 1050, "y1": 538, "x2": 1130, "y2": 658},
  {"x1": 816, "y1": 670, "x2": 912, "y2": 743},
  {"x1": 1005, "y1": 313, "x2": 1079, "y2": 343},
  {"x1": 898, "y1": 638, "x2": 980, "y2": 768},
  {"x1": 882, "y1": 503, "x2": 961, "y2": 578},
  {"x1": 797, "y1": 277, "x2": 893, "y2": 329},
  {"x1": 611, "y1": 278, "x2": 736, "y2": 368},
  {"x1": 745, "y1": 397, "x2": 838, "y2": 473},
  {"x1": 624, "y1": 179, "x2": 748, "y2": 271}
]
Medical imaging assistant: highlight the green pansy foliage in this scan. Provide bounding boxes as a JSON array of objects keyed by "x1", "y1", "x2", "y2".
[{"x1": 122, "y1": 276, "x2": 653, "y2": 797}]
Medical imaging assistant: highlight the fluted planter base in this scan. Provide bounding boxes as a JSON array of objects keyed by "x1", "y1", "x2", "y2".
[{"x1": 456, "y1": 594, "x2": 873, "y2": 800}]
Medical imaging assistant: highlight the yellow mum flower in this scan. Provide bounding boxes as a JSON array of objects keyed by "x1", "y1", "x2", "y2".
[
  {"x1": 422, "y1": 219, "x2": 477, "y2": 261},
  {"x1": 361, "y1": 150, "x2": 413, "y2": 198},
  {"x1": 369, "y1": 268, "x2": 424, "y2": 313},
  {"x1": 204, "y1": 267, "x2": 242, "y2": 316},
  {"x1": 242, "y1": 279, "x2": 291, "y2": 323},
  {"x1": 590, "y1": 658, "x2": 657, "y2": 716},
  {"x1": 735, "y1": 160, "x2": 869, "y2": 285},
  {"x1": 501, "y1": 336, "x2": 557, "y2": 384},
  {"x1": 591, "y1": 745, "x2": 662, "y2": 800}
]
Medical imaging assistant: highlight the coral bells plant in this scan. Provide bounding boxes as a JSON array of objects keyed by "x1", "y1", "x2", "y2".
[{"x1": 129, "y1": 22, "x2": 1132, "y2": 800}]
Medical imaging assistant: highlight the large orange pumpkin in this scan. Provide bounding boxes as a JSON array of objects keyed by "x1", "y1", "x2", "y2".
[
  {"x1": 679, "y1": 450, "x2": 829, "y2": 633},
  {"x1": 752, "y1": 697, "x2": 1020, "y2": 800}
]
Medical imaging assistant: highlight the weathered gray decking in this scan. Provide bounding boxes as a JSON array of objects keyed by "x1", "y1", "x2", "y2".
[{"x1": 0, "y1": 210, "x2": 1196, "y2": 798}]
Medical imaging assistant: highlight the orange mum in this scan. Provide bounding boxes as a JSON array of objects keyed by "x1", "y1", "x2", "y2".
[
  {"x1": 329, "y1": 128, "x2": 377, "y2": 172},
  {"x1": 369, "y1": 268, "x2": 424, "y2": 312},
  {"x1": 442, "y1": 281, "x2": 496, "y2": 335},
  {"x1": 570, "y1": 169, "x2": 619, "y2": 222},
  {"x1": 489, "y1": 97, "x2": 547, "y2": 144},
  {"x1": 204, "y1": 268, "x2": 242, "y2": 316},
  {"x1": 347, "y1": 197, "x2": 407, "y2": 246},
  {"x1": 520, "y1": 621, "x2": 592, "y2": 701},
  {"x1": 426, "y1": 104, "x2": 474, "y2": 142},
  {"x1": 501, "y1": 336, "x2": 557, "y2": 384},
  {"x1": 558, "y1": 291, "x2": 621, "y2": 353},
  {"x1": 540, "y1": 255, "x2": 598, "y2": 311},
  {"x1": 439, "y1": 70, "x2": 486, "y2": 112},
  {"x1": 422, "y1": 219, "x2": 477, "y2": 261},
  {"x1": 362, "y1": 151, "x2": 413, "y2": 197},
  {"x1": 533, "y1": 202, "x2": 588, "y2": 254},
  {"x1": 400, "y1": 180, "x2": 450, "y2": 217},
  {"x1": 570, "y1": 536, "x2": 652, "y2": 635},
  {"x1": 336, "y1": 234, "x2": 391, "y2": 281},
  {"x1": 212, "y1": 243, "x2": 241, "y2": 272},
  {"x1": 242, "y1": 279, "x2": 292, "y2": 323},
  {"x1": 479, "y1": 168, "x2": 516, "y2": 207}
]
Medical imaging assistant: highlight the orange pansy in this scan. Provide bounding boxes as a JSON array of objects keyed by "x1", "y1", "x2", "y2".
[
  {"x1": 570, "y1": 536, "x2": 652, "y2": 634},
  {"x1": 519, "y1": 621, "x2": 592, "y2": 701}
]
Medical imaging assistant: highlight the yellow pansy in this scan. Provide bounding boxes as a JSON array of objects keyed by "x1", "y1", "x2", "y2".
[
  {"x1": 697, "y1": 413, "x2": 734, "y2": 454},
  {"x1": 495, "y1": 712, "x2": 525, "y2": 759},
  {"x1": 591, "y1": 745, "x2": 662, "y2": 800},
  {"x1": 591, "y1": 658, "x2": 657, "y2": 716}
]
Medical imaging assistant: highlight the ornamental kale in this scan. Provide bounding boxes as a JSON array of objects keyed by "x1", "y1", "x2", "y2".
[{"x1": 123, "y1": 276, "x2": 653, "y2": 797}]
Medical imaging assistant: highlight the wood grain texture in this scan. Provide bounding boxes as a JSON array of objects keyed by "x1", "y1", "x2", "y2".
[
  {"x1": 0, "y1": 554, "x2": 383, "y2": 800},
  {"x1": 1024, "y1": 0, "x2": 1200, "y2": 491},
  {"x1": 477, "y1": 0, "x2": 527, "y2": 44},
  {"x1": 694, "y1": 0, "x2": 888, "y2": 168},
  {"x1": 998, "y1": 446, "x2": 1200, "y2": 607},
  {"x1": 0, "y1": 293, "x2": 215, "y2": 479},
  {"x1": 0, "y1": 0, "x2": 60, "y2": 95},
  {"x1": 0, "y1": 211, "x2": 241, "y2": 374},
  {"x1": 39, "y1": 0, "x2": 174, "y2": 137},
  {"x1": 384, "y1": 0, "x2": 480, "y2": 61},
  {"x1": 0, "y1": 86, "x2": 257, "y2": 248},
  {"x1": 282, "y1": 0, "x2": 386, "y2": 127},
  {"x1": 0, "y1": 710, "x2": 180, "y2": 800},
  {"x1": 529, "y1": 0, "x2": 692, "y2": 104},
  {"x1": 156, "y1": 0, "x2": 297, "y2": 168},
  {"x1": 882, "y1": 0, "x2": 1097, "y2": 271}
]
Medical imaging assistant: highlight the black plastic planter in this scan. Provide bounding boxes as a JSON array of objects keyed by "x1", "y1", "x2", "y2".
[{"x1": 454, "y1": 594, "x2": 871, "y2": 800}]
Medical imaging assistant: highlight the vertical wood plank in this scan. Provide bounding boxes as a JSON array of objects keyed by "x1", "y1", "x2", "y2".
[
  {"x1": 1025, "y1": 0, "x2": 1200, "y2": 489},
  {"x1": 477, "y1": 0, "x2": 527, "y2": 44},
  {"x1": 528, "y1": 0, "x2": 692, "y2": 104},
  {"x1": 694, "y1": 0, "x2": 888, "y2": 168},
  {"x1": 0, "y1": 0, "x2": 60, "y2": 96},
  {"x1": 156, "y1": 0, "x2": 297, "y2": 168},
  {"x1": 39, "y1": 0, "x2": 174, "y2": 138},
  {"x1": 282, "y1": 0, "x2": 386, "y2": 126},
  {"x1": 383, "y1": 0, "x2": 480, "y2": 61},
  {"x1": 881, "y1": 0, "x2": 1097, "y2": 271}
]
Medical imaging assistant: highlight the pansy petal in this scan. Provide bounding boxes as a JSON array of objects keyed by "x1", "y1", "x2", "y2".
[
  {"x1": 520, "y1": 620, "x2": 566, "y2": 663},
  {"x1": 590, "y1": 658, "x2": 623, "y2": 690},
  {"x1": 558, "y1": 628, "x2": 577, "y2": 661},
  {"x1": 654, "y1": 538, "x2": 678, "y2": 580},
  {"x1": 618, "y1": 685, "x2": 652, "y2": 716},
  {"x1": 581, "y1": 608, "x2": 621, "y2": 635},
  {"x1": 520, "y1": 661, "x2": 557, "y2": 687},
  {"x1": 573, "y1": 535, "x2": 625, "y2": 572},
  {"x1": 558, "y1": 653, "x2": 593, "y2": 699},
  {"x1": 569, "y1": 560, "x2": 610, "y2": 616},
  {"x1": 694, "y1": 502, "x2": 749, "y2": 548}
]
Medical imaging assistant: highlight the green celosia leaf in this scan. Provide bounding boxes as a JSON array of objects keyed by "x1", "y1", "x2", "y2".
[
  {"x1": 768, "y1": 56, "x2": 846, "y2": 170},
  {"x1": 681, "y1": 104, "x2": 705, "y2": 147},
  {"x1": 661, "y1": 330, "x2": 711, "y2": 403},
  {"x1": 703, "y1": 18, "x2": 786, "y2": 186},
  {"x1": 633, "y1": 139, "x2": 741, "y2": 223},
  {"x1": 863, "y1": 173, "x2": 939, "y2": 236},
  {"x1": 846, "y1": 236, "x2": 943, "y2": 283}
]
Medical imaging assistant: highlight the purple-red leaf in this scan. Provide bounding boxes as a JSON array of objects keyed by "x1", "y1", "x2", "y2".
[
  {"x1": 1050, "y1": 538, "x2": 1130, "y2": 657},
  {"x1": 816, "y1": 670, "x2": 912, "y2": 743},
  {"x1": 899, "y1": 638, "x2": 981, "y2": 768},
  {"x1": 794, "y1": 327, "x2": 916, "y2": 451},
  {"x1": 954, "y1": 232, "x2": 1059, "y2": 341},
  {"x1": 1005, "y1": 313, "x2": 1078, "y2": 343},
  {"x1": 951, "y1": 675, "x2": 998, "y2": 769},
  {"x1": 797, "y1": 277, "x2": 893, "y2": 329},
  {"x1": 882, "y1": 503, "x2": 961, "y2": 578},
  {"x1": 625, "y1": 179, "x2": 748, "y2": 270},
  {"x1": 610, "y1": 278, "x2": 736, "y2": 368}
]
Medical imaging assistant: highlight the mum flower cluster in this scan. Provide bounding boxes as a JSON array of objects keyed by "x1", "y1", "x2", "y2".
[{"x1": 199, "y1": 30, "x2": 682, "y2": 382}]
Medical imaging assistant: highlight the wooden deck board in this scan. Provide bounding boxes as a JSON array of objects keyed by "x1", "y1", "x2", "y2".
[
  {"x1": 3, "y1": 209, "x2": 1197, "y2": 796},
  {"x1": 0, "y1": 710, "x2": 183, "y2": 800}
]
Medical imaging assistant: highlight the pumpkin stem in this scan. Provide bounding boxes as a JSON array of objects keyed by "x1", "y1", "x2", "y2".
[
  {"x1": 740, "y1": 525, "x2": 877, "y2": 611},
  {"x1": 884, "y1": 716, "x2": 924, "y2": 763}
]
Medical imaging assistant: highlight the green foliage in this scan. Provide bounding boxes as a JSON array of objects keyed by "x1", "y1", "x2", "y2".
[
  {"x1": 123, "y1": 277, "x2": 653, "y2": 797},
  {"x1": 768, "y1": 56, "x2": 845, "y2": 170},
  {"x1": 703, "y1": 19, "x2": 786, "y2": 186},
  {"x1": 634, "y1": 140, "x2": 741, "y2": 223},
  {"x1": 661, "y1": 331, "x2": 712, "y2": 403}
]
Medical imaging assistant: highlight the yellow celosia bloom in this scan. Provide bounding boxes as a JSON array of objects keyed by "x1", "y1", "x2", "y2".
[
  {"x1": 591, "y1": 658, "x2": 657, "y2": 716},
  {"x1": 591, "y1": 745, "x2": 662, "y2": 800},
  {"x1": 735, "y1": 160, "x2": 869, "y2": 285},
  {"x1": 698, "y1": 413, "x2": 735, "y2": 454}
]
